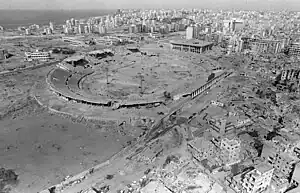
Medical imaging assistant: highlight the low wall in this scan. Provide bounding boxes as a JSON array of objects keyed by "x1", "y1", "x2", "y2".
[
  {"x1": 47, "y1": 67, "x2": 164, "y2": 108},
  {"x1": 0, "y1": 60, "x2": 59, "y2": 77}
]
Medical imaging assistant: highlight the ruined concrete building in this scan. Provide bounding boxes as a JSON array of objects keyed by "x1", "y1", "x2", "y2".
[
  {"x1": 188, "y1": 136, "x2": 216, "y2": 161},
  {"x1": 220, "y1": 137, "x2": 241, "y2": 166},
  {"x1": 226, "y1": 163, "x2": 274, "y2": 193}
]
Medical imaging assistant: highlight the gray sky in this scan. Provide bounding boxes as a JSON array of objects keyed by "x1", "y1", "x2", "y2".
[{"x1": 0, "y1": 0, "x2": 299, "y2": 10}]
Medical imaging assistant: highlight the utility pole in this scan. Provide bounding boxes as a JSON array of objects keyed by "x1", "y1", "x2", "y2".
[
  {"x1": 137, "y1": 72, "x2": 144, "y2": 95},
  {"x1": 140, "y1": 52, "x2": 143, "y2": 66},
  {"x1": 104, "y1": 65, "x2": 109, "y2": 95},
  {"x1": 105, "y1": 66, "x2": 109, "y2": 83}
]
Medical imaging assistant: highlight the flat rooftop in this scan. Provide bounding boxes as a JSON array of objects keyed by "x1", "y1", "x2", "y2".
[
  {"x1": 254, "y1": 163, "x2": 273, "y2": 174},
  {"x1": 170, "y1": 39, "x2": 213, "y2": 47},
  {"x1": 63, "y1": 55, "x2": 85, "y2": 62}
]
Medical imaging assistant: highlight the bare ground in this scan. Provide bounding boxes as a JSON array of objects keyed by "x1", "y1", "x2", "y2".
[{"x1": 0, "y1": 68, "x2": 131, "y2": 193}]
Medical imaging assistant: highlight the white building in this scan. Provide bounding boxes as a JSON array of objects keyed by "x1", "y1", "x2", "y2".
[
  {"x1": 25, "y1": 29, "x2": 30, "y2": 35},
  {"x1": 241, "y1": 163, "x2": 274, "y2": 193},
  {"x1": 186, "y1": 26, "x2": 194, "y2": 40},
  {"x1": 49, "y1": 22, "x2": 54, "y2": 31},
  {"x1": 25, "y1": 50, "x2": 51, "y2": 61}
]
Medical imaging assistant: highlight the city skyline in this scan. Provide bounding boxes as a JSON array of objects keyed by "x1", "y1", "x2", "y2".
[{"x1": 0, "y1": 0, "x2": 299, "y2": 11}]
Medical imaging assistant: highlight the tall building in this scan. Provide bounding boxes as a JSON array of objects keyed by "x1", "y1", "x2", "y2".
[
  {"x1": 66, "y1": 20, "x2": 71, "y2": 28},
  {"x1": 75, "y1": 20, "x2": 79, "y2": 26},
  {"x1": 241, "y1": 163, "x2": 274, "y2": 193},
  {"x1": 289, "y1": 42, "x2": 300, "y2": 57},
  {"x1": 261, "y1": 141, "x2": 298, "y2": 179},
  {"x1": 186, "y1": 26, "x2": 194, "y2": 40},
  {"x1": 49, "y1": 22, "x2": 54, "y2": 31},
  {"x1": 220, "y1": 137, "x2": 241, "y2": 166},
  {"x1": 98, "y1": 26, "x2": 107, "y2": 34},
  {"x1": 84, "y1": 26, "x2": 89, "y2": 34},
  {"x1": 78, "y1": 24, "x2": 84, "y2": 34},
  {"x1": 70, "y1": 18, "x2": 75, "y2": 26},
  {"x1": 63, "y1": 25, "x2": 69, "y2": 34}
]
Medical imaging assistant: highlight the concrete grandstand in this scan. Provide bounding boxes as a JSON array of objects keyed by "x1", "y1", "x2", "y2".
[{"x1": 47, "y1": 57, "x2": 165, "y2": 109}]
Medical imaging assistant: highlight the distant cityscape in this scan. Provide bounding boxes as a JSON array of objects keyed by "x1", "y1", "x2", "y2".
[{"x1": 1, "y1": 9, "x2": 299, "y2": 58}]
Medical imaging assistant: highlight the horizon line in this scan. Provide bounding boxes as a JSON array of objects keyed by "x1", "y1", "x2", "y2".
[{"x1": 0, "y1": 8, "x2": 298, "y2": 12}]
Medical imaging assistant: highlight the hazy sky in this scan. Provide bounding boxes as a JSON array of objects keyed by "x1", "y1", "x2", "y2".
[{"x1": 0, "y1": 0, "x2": 299, "y2": 11}]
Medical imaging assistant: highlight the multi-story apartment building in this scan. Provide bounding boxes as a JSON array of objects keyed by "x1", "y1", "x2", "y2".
[
  {"x1": 289, "y1": 42, "x2": 300, "y2": 56},
  {"x1": 249, "y1": 39, "x2": 282, "y2": 54},
  {"x1": 261, "y1": 141, "x2": 299, "y2": 179},
  {"x1": 220, "y1": 137, "x2": 241, "y2": 166},
  {"x1": 24, "y1": 51, "x2": 51, "y2": 61},
  {"x1": 241, "y1": 163, "x2": 274, "y2": 193},
  {"x1": 186, "y1": 26, "x2": 194, "y2": 40},
  {"x1": 207, "y1": 117, "x2": 236, "y2": 147},
  {"x1": 226, "y1": 163, "x2": 274, "y2": 193}
]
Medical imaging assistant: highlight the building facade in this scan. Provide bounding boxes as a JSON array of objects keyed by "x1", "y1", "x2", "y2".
[
  {"x1": 226, "y1": 163, "x2": 274, "y2": 193},
  {"x1": 220, "y1": 137, "x2": 241, "y2": 166},
  {"x1": 241, "y1": 164, "x2": 274, "y2": 193},
  {"x1": 186, "y1": 26, "x2": 194, "y2": 40},
  {"x1": 24, "y1": 51, "x2": 51, "y2": 61},
  {"x1": 289, "y1": 42, "x2": 300, "y2": 56},
  {"x1": 261, "y1": 141, "x2": 298, "y2": 179},
  {"x1": 249, "y1": 39, "x2": 282, "y2": 54},
  {"x1": 170, "y1": 40, "x2": 213, "y2": 54}
]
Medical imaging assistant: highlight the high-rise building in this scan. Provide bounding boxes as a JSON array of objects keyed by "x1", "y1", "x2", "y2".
[
  {"x1": 49, "y1": 22, "x2": 54, "y2": 31},
  {"x1": 66, "y1": 20, "x2": 71, "y2": 28},
  {"x1": 70, "y1": 18, "x2": 75, "y2": 26},
  {"x1": 98, "y1": 26, "x2": 107, "y2": 34},
  {"x1": 84, "y1": 26, "x2": 89, "y2": 34},
  {"x1": 75, "y1": 20, "x2": 79, "y2": 26},
  {"x1": 62, "y1": 25, "x2": 68, "y2": 34},
  {"x1": 186, "y1": 26, "x2": 194, "y2": 40},
  {"x1": 78, "y1": 24, "x2": 84, "y2": 34}
]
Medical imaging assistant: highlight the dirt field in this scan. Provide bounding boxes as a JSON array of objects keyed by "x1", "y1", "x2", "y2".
[{"x1": 0, "y1": 67, "x2": 130, "y2": 193}]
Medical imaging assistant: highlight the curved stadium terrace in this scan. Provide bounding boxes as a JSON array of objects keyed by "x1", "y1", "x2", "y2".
[
  {"x1": 46, "y1": 64, "x2": 164, "y2": 109},
  {"x1": 36, "y1": 43, "x2": 224, "y2": 123}
]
